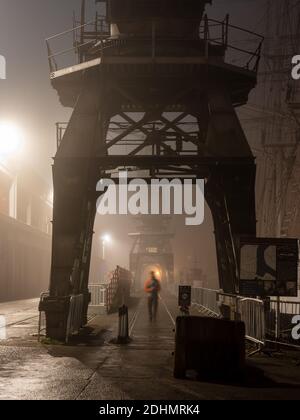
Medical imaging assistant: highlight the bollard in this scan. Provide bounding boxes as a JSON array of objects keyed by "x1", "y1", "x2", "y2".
[{"x1": 117, "y1": 305, "x2": 129, "y2": 344}]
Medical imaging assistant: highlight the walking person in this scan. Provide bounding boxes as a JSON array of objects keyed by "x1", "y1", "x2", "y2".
[{"x1": 144, "y1": 271, "x2": 161, "y2": 322}]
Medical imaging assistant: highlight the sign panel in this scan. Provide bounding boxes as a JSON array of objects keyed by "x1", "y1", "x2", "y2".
[
  {"x1": 178, "y1": 285, "x2": 192, "y2": 307},
  {"x1": 239, "y1": 237, "x2": 299, "y2": 297}
]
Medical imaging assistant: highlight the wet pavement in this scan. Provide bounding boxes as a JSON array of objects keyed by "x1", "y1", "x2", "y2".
[{"x1": 0, "y1": 296, "x2": 300, "y2": 400}]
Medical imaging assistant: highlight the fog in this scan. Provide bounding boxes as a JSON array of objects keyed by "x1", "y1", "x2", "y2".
[{"x1": 0, "y1": 0, "x2": 265, "y2": 288}]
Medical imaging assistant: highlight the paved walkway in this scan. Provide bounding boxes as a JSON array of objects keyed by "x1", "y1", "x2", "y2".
[{"x1": 0, "y1": 295, "x2": 300, "y2": 400}]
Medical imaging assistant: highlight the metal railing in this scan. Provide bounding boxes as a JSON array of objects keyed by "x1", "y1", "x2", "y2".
[
  {"x1": 270, "y1": 299, "x2": 300, "y2": 316},
  {"x1": 89, "y1": 266, "x2": 132, "y2": 315},
  {"x1": 193, "y1": 287, "x2": 300, "y2": 349},
  {"x1": 38, "y1": 293, "x2": 84, "y2": 343},
  {"x1": 106, "y1": 268, "x2": 121, "y2": 312},
  {"x1": 192, "y1": 288, "x2": 265, "y2": 345},
  {"x1": 46, "y1": 17, "x2": 110, "y2": 73},
  {"x1": 38, "y1": 291, "x2": 49, "y2": 342},
  {"x1": 46, "y1": 14, "x2": 263, "y2": 75},
  {"x1": 89, "y1": 284, "x2": 107, "y2": 307},
  {"x1": 65, "y1": 294, "x2": 84, "y2": 343},
  {"x1": 192, "y1": 287, "x2": 221, "y2": 317},
  {"x1": 266, "y1": 299, "x2": 300, "y2": 346},
  {"x1": 238, "y1": 298, "x2": 265, "y2": 345},
  {"x1": 89, "y1": 283, "x2": 107, "y2": 314},
  {"x1": 200, "y1": 15, "x2": 264, "y2": 72}
]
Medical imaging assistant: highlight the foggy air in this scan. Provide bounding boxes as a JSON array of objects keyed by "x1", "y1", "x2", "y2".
[{"x1": 0, "y1": 0, "x2": 299, "y2": 404}]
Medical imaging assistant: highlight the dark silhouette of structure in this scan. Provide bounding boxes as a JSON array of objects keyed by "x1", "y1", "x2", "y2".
[
  {"x1": 129, "y1": 216, "x2": 174, "y2": 290},
  {"x1": 41, "y1": 0, "x2": 263, "y2": 340}
]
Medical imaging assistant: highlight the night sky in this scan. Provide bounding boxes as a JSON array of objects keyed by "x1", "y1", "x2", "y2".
[{"x1": 0, "y1": 0, "x2": 265, "y2": 284}]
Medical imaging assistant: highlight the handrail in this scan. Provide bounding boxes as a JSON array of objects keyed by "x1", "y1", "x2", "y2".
[
  {"x1": 46, "y1": 14, "x2": 264, "y2": 75},
  {"x1": 48, "y1": 41, "x2": 96, "y2": 60},
  {"x1": 207, "y1": 17, "x2": 264, "y2": 41},
  {"x1": 193, "y1": 287, "x2": 300, "y2": 349},
  {"x1": 45, "y1": 19, "x2": 102, "y2": 42},
  {"x1": 66, "y1": 294, "x2": 84, "y2": 343},
  {"x1": 37, "y1": 291, "x2": 49, "y2": 341},
  {"x1": 239, "y1": 297, "x2": 265, "y2": 345},
  {"x1": 192, "y1": 287, "x2": 221, "y2": 317},
  {"x1": 89, "y1": 267, "x2": 132, "y2": 314},
  {"x1": 193, "y1": 288, "x2": 265, "y2": 345},
  {"x1": 270, "y1": 299, "x2": 300, "y2": 304},
  {"x1": 239, "y1": 297, "x2": 264, "y2": 304}
]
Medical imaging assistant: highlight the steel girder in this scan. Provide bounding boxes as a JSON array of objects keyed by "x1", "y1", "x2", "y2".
[{"x1": 42, "y1": 68, "x2": 257, "y2": 340}]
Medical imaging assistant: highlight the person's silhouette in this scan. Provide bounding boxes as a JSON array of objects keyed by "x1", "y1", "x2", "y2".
[{"x1": 144, "y1": 271, "x2": 161, "y2": 322}]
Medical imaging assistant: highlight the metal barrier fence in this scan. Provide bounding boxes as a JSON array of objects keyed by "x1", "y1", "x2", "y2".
[
  {"x1": 192, "y1": 287, "x2": 300, "y2": 348},
  {"x1": 106, "y1": 268, "x2": 121, "y2": 312},
  {"x1": 89, "y1": 266, "x2": 132, "y2": 315},
  {"x1": 238, "y1": 298, "x2": 265, "y2": 345},
  {"x1": 218, "y1": 293, "x2": 265, "y2": 345},
  {"x1": 38, "y1": 267, "x2": 131, "y2": 342},
  {"x1": 266, "y1": 299, "x2": 300, "y2": 345},
  {"x1": 89, "y1": 284, "x2": 107, "y2": 312},
  {"x1": 38, "y1": 292, "x2": 84, "y2": 343},
  {"x1": 192, "y1": 288, "x2": 265, "y2": 345},
  {"x1": 65, "y1": 294, "x2": 84, "y2": 343},
  {"x1": 270, "y1": 299, "x2": 300, "y2": 316},
  {"x1": 38, "y1": 292, "x2": 49, "y2": 341},
  {"x1": 192, "y1": 287, "x2": 221, "y2": 317}
]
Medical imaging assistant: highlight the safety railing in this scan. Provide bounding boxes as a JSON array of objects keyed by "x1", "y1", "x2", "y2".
[
  {"x1": 270, "y1": 299, "x2": 300, "y2": 316},
  {"x1": 89, "y1": 283, "x2": 107, "y2": 314},
  {"x1": 266, "y1": 299, "x2": 300, "y2": 347},
  {"x1": 37, "y1": 291, "x2": 49, "y2": 342},
  {"x1": 46, "y1": 14, "x2": 263, "y2": 75},
  {"x1": 192, "y1": 288, "x2": 265, "y2": 346},
  {"x1": 193, "y1": 287, "x2": 300, "y2": 349},
  {"x1": 192, "y1": 287, "x2": 221, "y2": 317},
  {"x1": 200, "y1": 15, "x2": 264, "y2": 73},
  {"x1": 38, "y1": 293, "x2": 84, "y2": 343},
  {"x1": 106, "y1": 268, "x2": 121, "y2": 312},
  {"x1": 89, "y1": 284, "x2": 107, "y2": 306},
  {"x1": 46, "y1": 17, "x2": 110, "y2": 73},
  {"x1": 238, "y1": 298, "x2": 265, "y2": 345},
  {"x1": 218, "y1": 292, "x2": 239, "y2": 318},
  {"x1": 89, "y1": 266, "x2": 132, "y2": 314},
  {"x1": 65, "y1": 294, "x2": 84, "y2": 343}
]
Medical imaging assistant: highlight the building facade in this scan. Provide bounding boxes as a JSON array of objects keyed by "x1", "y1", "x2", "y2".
[{"x1": 0, "y1": 158, "x2": 52, "y2": 302}]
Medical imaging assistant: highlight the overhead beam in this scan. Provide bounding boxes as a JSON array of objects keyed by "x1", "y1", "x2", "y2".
[{"x1": 60, "y1": 155, "x2": 256, "y2": 172}]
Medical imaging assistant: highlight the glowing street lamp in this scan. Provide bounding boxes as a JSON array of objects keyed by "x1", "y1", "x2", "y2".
[
  {"x1": 101, "y1": 234, "x2": 112, "y2": 260},
  {"x1": 0, "y1": 122, "x2": 23, "y2": 157}
]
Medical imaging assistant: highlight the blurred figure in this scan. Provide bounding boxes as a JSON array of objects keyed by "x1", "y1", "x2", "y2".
[{"x1": 144, "y1": 271, "x2": 161, "y2": 322}]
